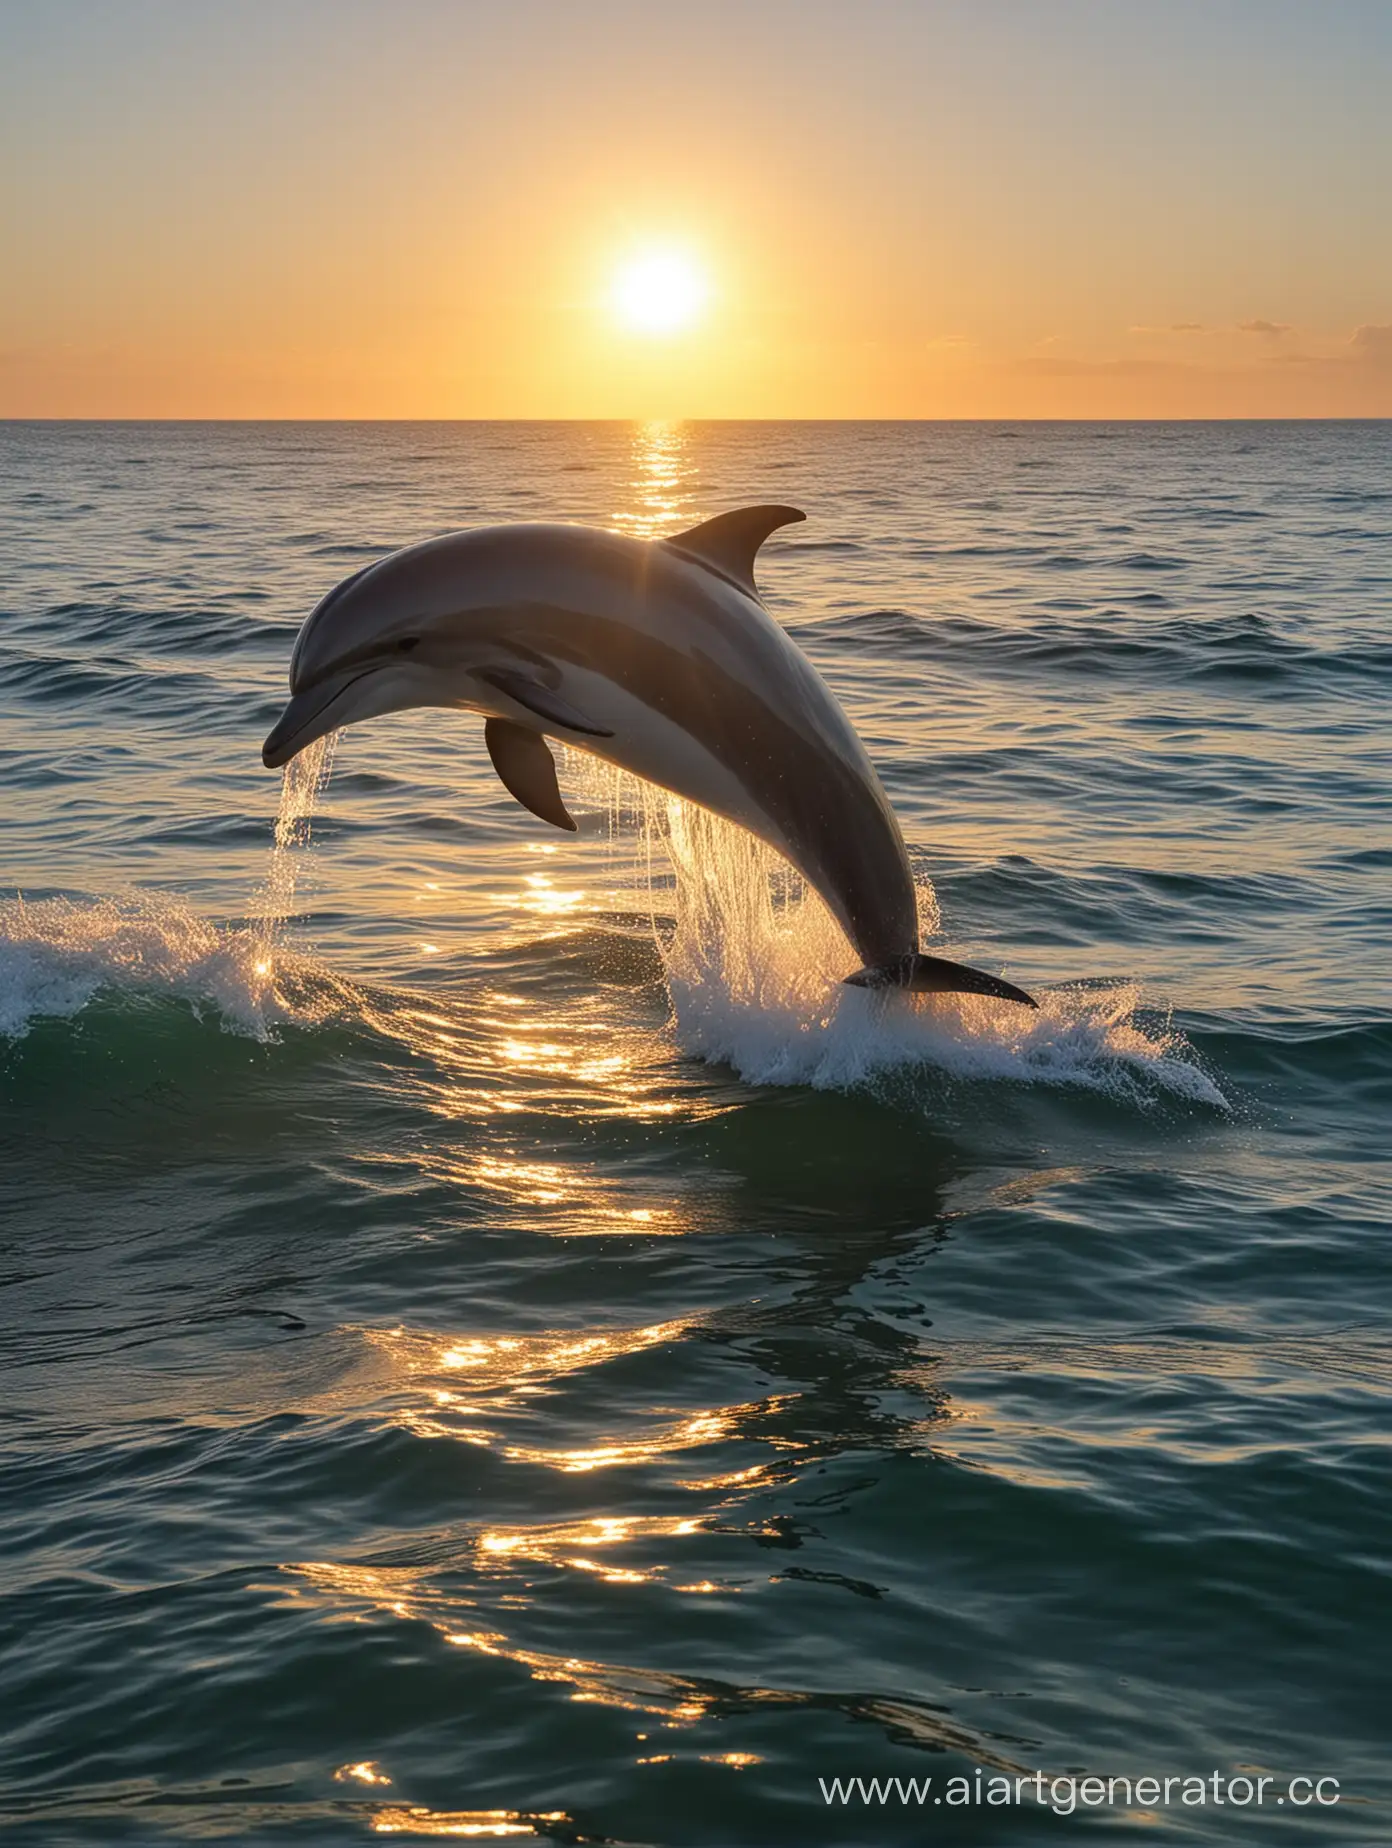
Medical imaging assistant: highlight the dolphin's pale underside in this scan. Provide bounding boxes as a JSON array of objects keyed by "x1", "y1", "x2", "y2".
[{"x1": 261, "y1": 506, "x2": 1035, "y2": 1008}]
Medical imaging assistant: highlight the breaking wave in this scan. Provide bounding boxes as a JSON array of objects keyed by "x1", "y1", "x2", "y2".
[
  {"x1": 0, "y1": 736, "x2": 345, "y2": 1043},
  {"x1": 567, "y1": 756, "x2": 1228, "y2": 1110}
]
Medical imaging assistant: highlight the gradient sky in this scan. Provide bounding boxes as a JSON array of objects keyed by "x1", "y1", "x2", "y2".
[{"x1": 3, "y1": 0, "x2": 1390, "y2": 418}]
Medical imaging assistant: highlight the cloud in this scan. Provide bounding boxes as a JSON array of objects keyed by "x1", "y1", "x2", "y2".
[
  {"x1": 1351, "y1": 323, "x2": 1392, "y2": 360},
  {"x1": 1016, "y1": 356, "x2": 1180, "y2": 378},
  {"x1": 1127, "y1": 322, "x2": 1207, "y2": 336},
  {"x1": 1266, "y1": 325, "x2": 1392, "y2": 372},
  {"x1": 1130, "y1": 320, "x2": 1299, "y2": 339}
]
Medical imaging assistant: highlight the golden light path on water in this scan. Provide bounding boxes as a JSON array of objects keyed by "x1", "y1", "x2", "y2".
[{"x1": 611, "y1": 419, "x2": 699, "y2": 540}]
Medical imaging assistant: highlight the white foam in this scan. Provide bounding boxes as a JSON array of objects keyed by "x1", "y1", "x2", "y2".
[
  {"x1": 673, "y1": 959, "x2": 1228, "y2": 1108},
  {"x1": 0, "y1": 735, "x2": 346, "y2": 1043},
  {"x1": 0, "y1": 892, "x2": 301, "y2": 1040},
  {"x1": 569, "y1": 758, "x2": 1227, "y2": 1110}
]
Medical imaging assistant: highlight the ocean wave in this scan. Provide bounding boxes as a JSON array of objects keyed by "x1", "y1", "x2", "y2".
[
  {"x1": 1192, "y1": 1018, "x2": 1392, "y2": 1099},
  {"x1": 625, "y1": 790, "x2": 1228, "y2": 1110},
  {"x1": 0, "y1": 651, "x2": 231, "y2": 708},
  {"x1": 673, "y1": 971, "x2": 1228, "y2": 1109},
  {"x1": 809, "y1": 606, "x2": 1391, "y2": 689},
  {"x1": 0, "y1": 893, "x2": 342, "y2": 1043}
]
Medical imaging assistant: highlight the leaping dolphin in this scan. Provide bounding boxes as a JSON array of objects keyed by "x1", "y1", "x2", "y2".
[{"x1": 261, "y1": 507, "x2": 1036, "y2": 1007}]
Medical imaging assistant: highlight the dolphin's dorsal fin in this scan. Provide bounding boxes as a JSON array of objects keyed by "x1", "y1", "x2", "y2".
[{"x1": 663, "y1": 505, "x2": 806, "y2": 596}]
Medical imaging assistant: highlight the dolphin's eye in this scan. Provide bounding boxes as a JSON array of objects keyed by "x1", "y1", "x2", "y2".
[{"x1": 398, "y1": 636, "x2": 420, "y2": 653}]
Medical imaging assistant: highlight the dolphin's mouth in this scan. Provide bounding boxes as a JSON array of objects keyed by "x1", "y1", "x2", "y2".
[{"x1": 261, "y1": 666, "x2": 375, "y2": 769}]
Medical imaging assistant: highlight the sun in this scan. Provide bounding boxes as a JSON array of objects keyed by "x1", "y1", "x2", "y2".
[{"x1": 610, "y1": 248, "x2": 710, "y2": 337}]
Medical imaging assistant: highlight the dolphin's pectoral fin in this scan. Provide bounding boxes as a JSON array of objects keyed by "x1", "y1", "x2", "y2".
[
  {"x1": 663, "y1": 505, "x2": 806, "y2": 597},
  {"x1": 845, "y1": 953, "x2": 1038, "y2": 1010},
  {"x1": 477, "y1": 666, "x2": 614, "y2": 737},
  {"x1": 485, "y1": 718, "x2": 578, "y2": 832}
]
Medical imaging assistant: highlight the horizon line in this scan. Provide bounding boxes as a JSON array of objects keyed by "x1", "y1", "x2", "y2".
[{"x1": 4, "y1": 414, "x2": 1390, "y2": 426}]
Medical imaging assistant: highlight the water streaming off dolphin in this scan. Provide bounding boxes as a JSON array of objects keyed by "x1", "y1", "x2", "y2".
[{"x1": 1, "y1": 419, "x2": 1389, "y2": 1844}]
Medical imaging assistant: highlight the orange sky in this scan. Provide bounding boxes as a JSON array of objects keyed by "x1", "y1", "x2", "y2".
[{"x1": 3, "y1": 1, "x2": 1390, "y2": 418}]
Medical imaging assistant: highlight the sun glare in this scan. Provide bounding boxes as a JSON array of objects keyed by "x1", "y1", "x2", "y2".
[{"x1": 611, "y1": 250, "x2": 710, "y2": 337}]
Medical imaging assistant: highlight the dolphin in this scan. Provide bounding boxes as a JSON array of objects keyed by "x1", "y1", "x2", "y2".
[{"x1": 261, "y1": 506, "x2": 1035, "y2": 1007}]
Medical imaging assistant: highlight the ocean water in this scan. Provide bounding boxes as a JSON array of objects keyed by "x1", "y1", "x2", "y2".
[{"x1": 0, "y1": 419, "x2": 1388, "y2": 1845}]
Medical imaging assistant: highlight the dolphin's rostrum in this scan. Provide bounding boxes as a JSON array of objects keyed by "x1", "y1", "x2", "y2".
[{"x1": 262, "y1": 507, "x2": 1036, "y2": 1008}]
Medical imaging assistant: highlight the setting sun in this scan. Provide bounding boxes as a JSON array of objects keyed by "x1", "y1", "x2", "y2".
[{"x1": 610, "y1": 249, "x2": 711, "y2": 337}]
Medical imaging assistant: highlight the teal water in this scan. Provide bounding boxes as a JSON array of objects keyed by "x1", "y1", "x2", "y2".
[{"x1": 1, "y1": 420, "x2": 1388, "y2": 1845}]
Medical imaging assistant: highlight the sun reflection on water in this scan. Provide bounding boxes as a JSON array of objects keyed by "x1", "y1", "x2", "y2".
[
  {"x1": 364, "y1": 1318, "x2": 688, "y2": 1401},
  {"x1": 350, "y1": 1127, "x2": 699, "y2": 1229},
  {"x1": 487, "y1": 872, "x2": 590, "y2": 918},
  {"x1": 611, "y1": 420, "x2": 697, "y2": 541},
  {"x1": 282, "y1": 1555, "x2": 735, "y2": 1727},
  {"x1": 336, "y1": 1761, "x2": 393, "y2": 1787},
  {"x1": 354, "y1": 984, "x2": 696, "y2": 1129},
  {"x1": 370, "y1": 1808, "x2": 566, "y2": 1839},
  {"x1": 319, "y1": 1318, "x2": 814, "y2": 1558},
  {"x1": 499, "y1": 1401, "x2": 762, "y2": 1475}
]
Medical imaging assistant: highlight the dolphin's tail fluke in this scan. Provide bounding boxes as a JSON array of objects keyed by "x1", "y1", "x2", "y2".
[{"x1": 845, "y1": 954, "x2": 1038, "y2": 1010}]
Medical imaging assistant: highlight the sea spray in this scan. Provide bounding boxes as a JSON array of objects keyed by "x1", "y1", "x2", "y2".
[
  {"x1": 562, "y1": 751, "x2": 1227, "y2": 1108},
  {"x1": 0, "y1": 892, "x2": 298, "y2": 1040},
  {"x1": 250, "y1": 730, "x2": 340, "y2": 961},
  {"x1": 0, "y1": 734, "x2": 346, "y2": 1042}
]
